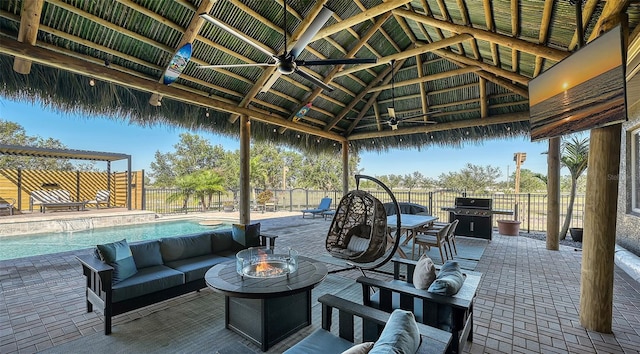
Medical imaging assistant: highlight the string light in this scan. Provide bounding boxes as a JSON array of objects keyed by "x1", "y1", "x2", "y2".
[
  {"x1": 205, "y1": 108, "x2": 209, "y2": 117},
  {"x1": 89, "y1": 78, "x2": 95, "y2": 86}
]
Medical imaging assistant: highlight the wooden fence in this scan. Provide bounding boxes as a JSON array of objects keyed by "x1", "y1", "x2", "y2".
[{"x1": 0, "y1": 169, "x2": 144, "y2": 211}]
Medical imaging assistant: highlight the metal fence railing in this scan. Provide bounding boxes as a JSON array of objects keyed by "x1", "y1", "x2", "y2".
[{"x1": 144, "y1": 188, "x2": 585, "y2": 233}]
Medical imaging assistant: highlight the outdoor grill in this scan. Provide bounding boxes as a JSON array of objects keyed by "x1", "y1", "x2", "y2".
[{"x1": 442, "y1": 197, "x2": 512, "y2": 241}]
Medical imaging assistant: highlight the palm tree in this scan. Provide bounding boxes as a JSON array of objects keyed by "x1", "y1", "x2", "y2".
[
  {"x1": 166, "y1": 174, "x2": 199, "y2": 212},
  {"x1": 193, "y1": 170, "x2": 226, "y2": 210},
  {"x1": 559, "y1": 136, "x2": 589, "y2": 240}
]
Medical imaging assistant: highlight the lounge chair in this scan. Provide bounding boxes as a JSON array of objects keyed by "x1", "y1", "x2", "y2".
[
  {"x1": 0, "y1": 198, "x2": 15, "y2": 215},
  {"x1": 86, "y1": 190, "x2": 110, "y2": 209},
  {"x1": 301, "y1": 197, "x2": 332, "y2": 218},
  {"x1": 30, "y1": 189, "x2": 85, "y2": 213}
]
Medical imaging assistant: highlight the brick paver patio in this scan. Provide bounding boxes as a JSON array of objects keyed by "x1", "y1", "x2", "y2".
[{"x1": 1, "y1": 212, "x2": 640, "y2": 353}]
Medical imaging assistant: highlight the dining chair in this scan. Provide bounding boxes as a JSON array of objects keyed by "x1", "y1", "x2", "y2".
[
  {"x1": 444, "y1": 219, "x2": 460, "y2": 258},
  {"x1": 412, "y1": 222, "x2": 451, "y2": 262}
]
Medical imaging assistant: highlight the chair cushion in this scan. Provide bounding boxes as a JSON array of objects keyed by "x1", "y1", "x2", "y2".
[
  {"x1": 112, "y1": 265, "x2": 184, "y2": 302},
  {"x1": 283, "y1": 328, "x2": 354, "y2": 354},
  {"x1": 232, "y1": 223, "x2": 261, "y2": 248},
  {"x1": 96, "y1": 239, "x2": 137, "y2": 283},
  {"x1": 369, "y1": 309, "x2": 421, "y2": 354},
  {"x1": 413, "y1": 255, "x2": 436, "y2": 290},
  {"x1": 428, "y1": 260, "x2": 465, "y2": 295},
  {"x1": 165, "y1": 254, "x2": 234, "y2": 283},
  {"x1": 211, "y1": 229, "x2": 234, "y2": 253},
  {"x1": 129, "y1": 240, "x2": 163, "y2": 269},
  {"x1": 342, "y1": 342, "x2": 374, "y2": 354},
  {"x1": 160, "y1": 232, "x2": 212, "y2": 262},
  {"x1": 347, "y1": 236, "x2": 369, "y2": 253}
]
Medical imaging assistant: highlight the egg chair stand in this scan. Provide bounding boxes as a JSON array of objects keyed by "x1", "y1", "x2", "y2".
[{"x1": 325, "y1": 174, "x2": 401, "y2": 276}]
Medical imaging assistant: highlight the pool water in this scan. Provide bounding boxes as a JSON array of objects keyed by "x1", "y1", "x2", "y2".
[{"x1": 0, "y1": 220, "x2": 229, "y2": 261}]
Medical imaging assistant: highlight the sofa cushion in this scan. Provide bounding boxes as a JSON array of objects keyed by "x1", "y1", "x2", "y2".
[
  {"x1": 165, "y1": 254, "x2": 234, "y2": 283},
  {"x1": 428, "y1": 260, "x2": 465, "y2": 296},
  {"x1": 130, "y1": 240, "x2": 163, "y2": 269},
  {"x1": 369, "y1": 309, "x2": 421, "y2": 354},
  {"x1": 112, "y1": 265, "x2": 184, "y2": 302},
  {"x1": 211, "y1": 229, "x2": 234, "y2": 253},
  {"x1": 160, "y1": 232, "x2": 212, "y2": 262},
  {"x1": 283, "y1": 328, "x2": 354, "y2": 354},
  {"x1": 413, "y1": 255, "x2": 436, "y2": 290},
  {"x1": 232, "y1": 223, "x2": 261, "y2": 248},
  {"x1": 96, "y1": 239, "x2": 137, "y2": 283}
]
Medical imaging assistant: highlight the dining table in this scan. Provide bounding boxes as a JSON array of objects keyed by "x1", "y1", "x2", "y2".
[{"x1": 386, "y1": 213, "x2": 438, "y2": 258}]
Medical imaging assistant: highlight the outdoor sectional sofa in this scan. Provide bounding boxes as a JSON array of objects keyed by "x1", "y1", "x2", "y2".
[{"x1": 77, "y1": 226, "x2": 276, "y2": 334}]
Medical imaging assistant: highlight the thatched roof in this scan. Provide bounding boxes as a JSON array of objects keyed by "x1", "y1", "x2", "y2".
[{"x1": 1, "y1": 0, "x2": 638, "y2": 153}]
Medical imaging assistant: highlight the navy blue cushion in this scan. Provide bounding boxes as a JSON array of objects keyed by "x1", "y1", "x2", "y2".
[
  {"x1": 211, "y1": 229, "x2": 234, "y2": 253},
  {"x1": 96, "y1": 239, "x2": 137, "y2": 283},
  {"x1": 112, "y1": 265, "x2": 184, "y2": 302},
  {"x1": 160, "y1": 232, "x2": 212, "y2": 262},
  {"x1": 165, "y1": 254, "x2": 234, "y2": 283},
  {"x1": 428, "y1": 260, "x2": 465, "y2": 296},
  {"x1": 232, "y1": 223, "x2": 261, "y2": 248},
  {"x1": 369, "y1": 309, "x2": 421, "y2": 354},
  {"x1": 129, "y1": 240, "x2": 163, "y2": 269},
  {"x1": 283, "y1": 328, "x2": 354, "y2": 354}
]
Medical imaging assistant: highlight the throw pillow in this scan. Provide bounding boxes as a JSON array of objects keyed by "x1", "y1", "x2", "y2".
[
  {"x1": 427, "y1": 260, "x2": 465, "y2": 296},
  {"x1": 369, "y1": 309, "x2": 421, "y2": 354},
  {"x1": 232, "y1": 223, "x2": 261, "y2": 248},
  {"x1": 342, "y1": 342, "x2": 374, "y2": 354},
  {"x1": 412, "y1": 254, "x2": 436, "y2": 290},
  {"x1": 96, "y1": 239, "x2": 137, "y2": 283}
]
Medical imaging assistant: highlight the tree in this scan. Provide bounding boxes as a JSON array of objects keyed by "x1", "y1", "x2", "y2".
[
  {"x1": 403, "y1": 172, "x2": 425, "y2": 191},
  {"x1": 0, "y1": 120, "x2": 96, "y2": 171},
  {"x1": 192, "y1": 170, "x2": 226, "y2": 210},
  {"x1": 437, "y1": 163, "x2": 502, "y2": 193},
  {"x1": 514, "y1": 169, "x2": 547, "y2": 192},
  {"x1": 558, "y1": 136, "x2": 589, "y2": 240},
  {"x1": 149, "y1": 133, "x2": 225, "y2": 186}
]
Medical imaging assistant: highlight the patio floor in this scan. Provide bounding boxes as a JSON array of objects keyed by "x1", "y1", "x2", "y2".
[{"x1": 1, "y1": 212, "x2": 640, "y2": 353}]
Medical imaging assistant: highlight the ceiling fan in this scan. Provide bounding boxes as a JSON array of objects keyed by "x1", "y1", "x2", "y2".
[
  {"x1": 198, "y1": 3, "x2": 377, "y2": 92},
  {"x1": 353, "y1": 60, "x2": 438, "y2": 130}
]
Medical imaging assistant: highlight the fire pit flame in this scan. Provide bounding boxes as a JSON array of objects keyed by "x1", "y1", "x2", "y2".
[{"x1": 236, "y1": 247, "x2": 298, "y2": 279}]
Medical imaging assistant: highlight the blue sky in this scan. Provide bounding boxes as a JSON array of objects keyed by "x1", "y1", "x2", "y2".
[{"x1": 1, "y1": 97, "x2": 554, "y2": 180}]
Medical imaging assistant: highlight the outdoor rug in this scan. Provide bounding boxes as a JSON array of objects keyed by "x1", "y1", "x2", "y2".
[{"x1": 40, "y1": 274, "x2": 361, "y2": 354}]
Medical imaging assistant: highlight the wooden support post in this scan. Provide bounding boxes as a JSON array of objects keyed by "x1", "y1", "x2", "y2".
[
  {"x1": 239, "y1": 115, "x2": 251, "y2": 224},
  {"x1": 546, "y1": 137, "x2": 560, "y2": 250},
  {"x1": 13, "y1": 0, "x2": 45, "y2": 74},
  {"x1": 580, "y1": 124, "x2": 621, "y2": 333},
  {"x1": 342, "y1": 141, "x2": 349, "y2": 196}
]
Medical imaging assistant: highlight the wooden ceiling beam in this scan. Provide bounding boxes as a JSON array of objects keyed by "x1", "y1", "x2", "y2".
[
  {"x1": 415, "y1": 54, "x2": 430, "y2": 122},
  {"x1": 482, "y1": 0, "x2": 500, "y2": 66},
  {"x1": 479, "y1": 77, "x2": 488, "y2": 118},
  {"x1": 394, "y1": 8, "x2": 569, "y2": 62},
  {"x1": 313, "y1": 0, "x2": 412, "y2": 40},
  {"x1": 587, "y1": 0, "x2": 630, "y2": 43},
  {"x1": 13, "y1": 0, "x2": 44, "y2": 74},
  {"x1": 336, "y1": 34, "x2": 472, "y2": 77},
  {"x1": 369, "y1": 66, "x2": 480, "y2": 92},
  {"x1": 432, "y1": 47, "x2": 529, "y2": 86},
  {"x1": 511, "y1": 0, "x2": 519, "y2": 73},
  {"x1": 0, "y1": 37, "x2": 347, "y2": 142},
  {"x1": 569, "y1": 0, "x2": 599, "y2": 51},
  {"x1": 531, "y1": 0, "x2": 554, "y2": 79},
  {"x1": 348, "y1": 112, "x2": 529, "y2": 140}
]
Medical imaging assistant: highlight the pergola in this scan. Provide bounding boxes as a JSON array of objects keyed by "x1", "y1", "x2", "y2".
[
  {"x1": 0, "y1": 144, "x2": 133, "y2": 210},
  {"x1": 1, "y1": 0, "x2": 639, "y2": 333}
]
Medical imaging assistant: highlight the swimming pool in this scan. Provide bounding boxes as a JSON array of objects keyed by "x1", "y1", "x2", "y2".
[{"x1": 0, "y1": 220, "x2": 229, "y2": 261}]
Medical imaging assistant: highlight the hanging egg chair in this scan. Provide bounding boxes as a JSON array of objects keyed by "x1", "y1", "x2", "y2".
[{"x1": 326, "y1": 174, "x2": 401, "y2": 272}]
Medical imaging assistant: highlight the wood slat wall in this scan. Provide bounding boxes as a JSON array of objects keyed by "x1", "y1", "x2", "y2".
[{"x1": 0, "y1": 169, "x2": 143, "y2": 211}]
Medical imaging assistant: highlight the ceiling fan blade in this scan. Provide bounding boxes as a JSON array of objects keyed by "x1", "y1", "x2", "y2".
[
  {"x1": 296, "y1": 58, "x2": 378, "y2": 66},
  {"x1": 197, "y1": 63, "x2": 276, "y2": 69},
  {"x1": 260, "y1": 72, "x2": 282, "y2": 93},
  {"x1": 388, "y1": 107, "x2": 395, "y2": 118},
  {"x1": 289, "y1": 6, "x2": 333, "y2": 59},
  {"x1": 200, "y1": 13, "x2": 276, "y2": 59},
  {"x1": 294, "y1": 69, "x2": 334, "y2": 92}
]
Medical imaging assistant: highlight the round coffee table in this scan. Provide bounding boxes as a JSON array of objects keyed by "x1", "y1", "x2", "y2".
[{"x1": 205, "y1": 256, "x2": 327, "y2": 351}]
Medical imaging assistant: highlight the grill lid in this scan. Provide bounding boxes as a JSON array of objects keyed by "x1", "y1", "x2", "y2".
[{"x1": 454, "y1": 197, "x2": 492, "y2": 210}]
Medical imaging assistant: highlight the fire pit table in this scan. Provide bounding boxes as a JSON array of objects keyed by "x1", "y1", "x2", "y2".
[{"x1": 205, "y1": 249, "x2": 327, "y2": 351}]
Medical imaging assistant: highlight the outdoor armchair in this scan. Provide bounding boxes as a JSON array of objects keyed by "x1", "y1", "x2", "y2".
[
  {"x1": 86, "y1": 190, "x2": 111, "y2": 209},
  {"x1": 301, "y1": 197, "x2": 332, "y2": 218},
  {"x1": 0, "y1": 198, "x2": 15, "y2": 215}
]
